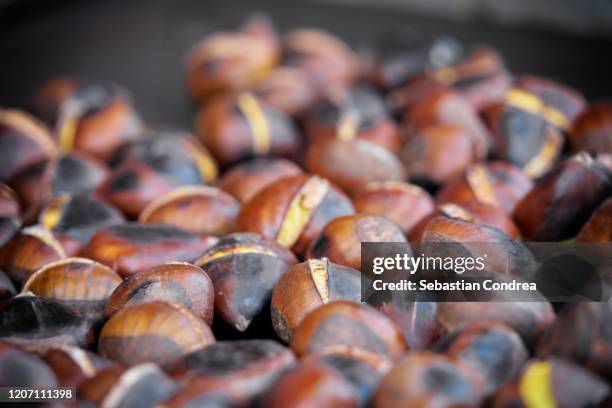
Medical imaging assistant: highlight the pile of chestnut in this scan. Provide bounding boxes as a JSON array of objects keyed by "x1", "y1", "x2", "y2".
[{"x1": 0, "y1": 13, "x2": 611, "y2": 408}]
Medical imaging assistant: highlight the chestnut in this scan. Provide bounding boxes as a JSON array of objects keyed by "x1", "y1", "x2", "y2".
[
  {"x1": 0, "y1": 272, "x2": 16, "y2": 301},
  {"x1": 105, "y1": 262, "x2": 214, "y2": 325},
  {"x1": 0, "y1": 341, "x2": 58, "y2": 388},
  {"x1": 0, "y1": 295, "x2": 95, "y2": 352},
  {"x1": 436, "y1": 161, "x2": 534, "y2": 215},
  {"x1": 185, "y1": 15, "x2": 280, "y2": 100},
  {"x1": 513, "y1": 152, "x2": 612, "y2": 241},
  {"x1": 291, "y1": 300, "x2": 407, "y2": 358},
  {"x1": 352, "y1": 181, "x2": 435, "y2": 235},
  {"x1": 42, "y1": 345, "x2": 110, "y2": 387},
  {"x1": 376, "y1": 298, "x2": 440, "y2": 350},
  {"x1": 81, "y1": 223, "x2": 217, "y2": 278},
  {"x1": 218, "y1": 157, "x2": 302, "y2": 204},
  {"x1": 79, "y1": 362, "x2": 178, "y2": 408},
  {"x1": 516, "y1": 75, "x2": 586, "y2": 123},
  {"x1": 236, "y1": 174, "x2": 355, "y2": 256},
  {"x1": 36, "y1": 80, "x2": 143, "y2": 161},
  {"x1": 5, "y1": 160, "x2": 52, "y2": 223},
  {"x1": 303, "y1": 85, "x2": 401, "y2": 152},
  {"x1": 50, "y1": 152, "x2": 109, "y2": 197},
  {"x1": 0, "y1": 108, "x2": 57, "y2": 182},
  {"x1": 569, "y1": 102, "x2": 612, "y2": 154},
  {"x1": 435, "y1": 322, "x2": 528, "y2": 395},
  {"x1": 305, "y1": 139, "x2": 406, "y2": 195},
  {"x1": 401, "y1": 124, "x2": 476, "y2": 187},
  {"x1": 307, "y1": 214, "x2": 408, "y2": 271},
  {"x1": 21, "y1": 257, "x2": 122, "y2": 325},
  {"x1": 196, "y1": 233, "x2": 297, "y2": 332},
  {"x1": 271, "y1": 258, "x2": 362, "y2": 343},
  {"x1": 407, "y1": 203, "x2": 475, "y2": 242},
  {"x1": 0, "y1": 183, "x2": 21, "y2": 247},
  {"x1": 167, "y1": 339, "x2": 295, "y2": 406},
  {"x1": 253, "y1": 66, "x2": 319, "y2": 116},
  {"x1": 262, "y1": 360, "x2": 359, "y2": 408},
  {"x1": 576, "y1": 197, "x2": 612, "y2": 242},
  {"x1": 373, "y1": 352, "x2": 484, "y2": 408},
  {"x1": 98, "y1": 301, "x2": 215, "y2": 366},
  {"x1": 195, "y1": 92, "x2": 301, "y2": 167},
  {"x1": 0, "y1": 225, "x2": 66, "y2": 287},
  {"x1": 491, "y1": 358, "x2": 610, "y2": 408},
  {"x1": 138, "y1": 186, "x2": 239, "y2": 236},
  {"x1": 283, "y1": 29, "x2": 358, "y2": 95}
]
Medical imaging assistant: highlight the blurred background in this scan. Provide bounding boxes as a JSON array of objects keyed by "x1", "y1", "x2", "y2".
[{"x1": 1, "y1": 0, "x2": 611, "y2": 127}]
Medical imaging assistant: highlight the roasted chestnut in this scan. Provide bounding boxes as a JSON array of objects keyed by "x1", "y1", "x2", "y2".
[
  {"x1": 0, "y1": 341, "x2": 58, "y2": 388},
  {"x1": 306, "y1": 139, "x2": 406, "y2": 195},
  {"x1": 291, "y1": 300, "x2": 407, "y2": 358},
  {"x1": 516, "y1": 75, "x2": 586, "y2": 123},
  {"x1": 195, "y1": 92, "x2": 301, "y2": 167},
  {"x1": 5, "y1": 160, "x2": 52, "y2": 223},
  {"x1": 576, "y1": 197, "x2": 612, "y2": 242},
  {"x1": 218, "y1": 158, "x2": 302, "y2": 204},
  {"x1": 99, "y1": 301, "x2": 215, "y2": 366},
  {"x1": 49, "y1": 152, "x2": 109, "y2": 197},
  {"x1": 307, "y1": 214, "x2": 407, "y2": 271},
  {"x1": 0, "y1": 183, "x2": 21, "y2": 247},
  {"x1": 262, "y1": 360, "x2": 359, "y2": 408},
  {"x1": 271, "y1": 258, "x2": 362, "y2": 343},
  {"x1": 569, "y1": 102, "x2": 612, "y2": 154},
  {"x1": 373, "y1": 352, "x2": 484, "y2": 408},
  {"x1": 196, "y1": 233, "x2": 297, "y2": 332},
  {"x1": 81, "y1": 223, "x2": 217, "y2": 278},
  {"x1": 167, "y1": 339, "x2": 295, "y2": 406},
  {"x1": 42, "y1": 345, "x2": 110, "y2": 387},
  {"x1": 253, "y1": 66, "x2": 319, "y2": 116},
  {"x1": 185, "y1": 15, "x2": 280, "y2": 100},
  {"x1": 376, "y1": 298, "x2": 440, "y2": 350},
  {"x1": 105, "y1": 262, "x2": 214, "y2": 325},
  {"x1": 436, "y1": 161, "x2": 534, "y2": 215},
  {"x1": 139, "y1": 186, "x2": 240, "y2": 236},
  {"x1": 236, "y1": 174, "x2": 354, "y2": 256},
  {"x1": 513, "y1": 152, "x2": 612, "y2": 241}
]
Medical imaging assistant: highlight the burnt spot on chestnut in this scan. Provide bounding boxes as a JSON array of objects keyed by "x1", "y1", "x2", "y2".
[
  {"x1": 271, "y1": 258, "x2": 362, "y2": 343},
  {"x1": 236, "y1": 174, "x2": 355, "y2": 256},
  {"x1": 99, "y1": 301, "x2": 215, "y2": 366},
  {"x1": 196, "y1": 233, "x2": 297, "y2": 332},
  {"x1": 50, "y1": 153, "x2": 109, "y2": 197},
  {"x1": 0, "y1": 341, "x2": 58, "y2": 388},
  {"x1": 569, "y1": 102, "x2": 612, "y2": 154},
  {"x1": 376, "y1": 298, "x2": 440, "y2": 350},
  {"x1": 105, "y1": 262, "x2": 214, "y2": 325}
]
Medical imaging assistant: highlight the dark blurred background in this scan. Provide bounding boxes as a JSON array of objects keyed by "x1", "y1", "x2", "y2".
[{"x1": 1, "y1": 0, "x2": 611, "y2": 128}]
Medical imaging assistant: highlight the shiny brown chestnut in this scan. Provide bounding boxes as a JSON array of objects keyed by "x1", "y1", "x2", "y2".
[
  {"x1": 491, "y1": 358, "x2": 610, "y2": 408},
  {"x1": 186, "y1": 15, "x2": 280, "y2": 100},
  {"x1": 0, "y1": 341, "x2": 58, "y2": 388},
  {"x1": 401, "y1": 124, "x2": 476, "y2": 187},
  {"x1": 0, "y1": 295, "x2": 95, "y2": 352},
  {"x1": 236, "y1": 174, "x2": 355, "y2": 256},
  {"x1": 283, "y1": 29, "x2": 358, "y2": 95},
  {"x1": 303, "y1": 85, "x2": 401, "y2": 152},
  {"x1": 99, "y1": 301, "x2": 215, "y2": 366},
  {"x1": 569, "y1": 102, "x2": 612, "y2": 154},
  {"x1": 435, "y1": 322, "x2": 528, "y2": 395},
  {"x1": 516, "y1": 75, "x2": 586, "y2": 123},
  {"x1": 105, "y1": 262, "x2": 214, "y2": 325},
  {"x1": 271, "y1": 258, "x2": 362, "y2": 343},
  {"x1": 138, "y1": 186, "x2": 239, "y2": 236},
  {"x1": 35, "y1": 80, "x2": 143, "y2": 161},
  {"x1": 42, "y1": 345, "x2": 110, "y2": 387},
  {"x1": 576, "y1": 197, "x2": 612, "y2": 242},
  {"x1": 195, "y1": 92, "x2": 301, "y2": 167},
  {"x1": 218, "y1": 157, "x2": 302, "y2": 204},
  {"x1": 291, "y1": 300, "x2": 407, "y2": 358},
  {"x1": 306, "y1": 139, "x2": 406, "y2": 195},
  {"x1": 0, "y1": 183, "x2": 21, "y2": 247},
  {"x1": 262, "y1": 360, "x2": 359, "y2": 408},
  {"x1": 81, "y1": 223, "x2": 217, "y2": 278},
  {"x1": 373, "y1": 352, "x2": 484, "y2": 408},
  {"x1": 436, "y1": 161, "x2": 534, "y2": 215},
  {"x1": 352, "y1": 181, "x2": 435, "y2": 235},
  {"x1": 0, "y1": 225, "x2": 66, "y2": 287},
  {"x1": 253, "y1": 66, "x2": 319, "y2": 116},
  {"x1": 514, "y1": 152, "x2": 612, "y2": 241},
  {"x1": 167, "y1": 340, "x2": 295, "y2": 406},
  {"x1": 196, "y1": 233, "x2": 297, "y2": 332},
  {"x1": 21, "y1": 257, "x2": 122, "y2": 325},
  {"x1": 307, "y1": 214, "x2": 408, "y2": 271}
]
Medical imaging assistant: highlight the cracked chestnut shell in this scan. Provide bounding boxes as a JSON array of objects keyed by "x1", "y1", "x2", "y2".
[
  {"x1": 81, "y1": 223, "x2": 217, "y2": 278},
  {"x1": 236, "y1": 174, "x2": 355, "y2": 256},
  {"x1": 513, "y1": 152, "x2": 612, "y2": 241},
  {"x1": 569, "y1": 102, "x2": 612, "y2": 154},
  {"x1": 196, "y1": 233, "x2": 297, "y2": 332},
  {"x1": 218, "y1": 158, "x2": 302, "y2": 204},
  {"x1": 576, "y1": 197, "x2": 612, "y2": 242},
  {"x1": 307, "y1": 214, "x2": 407, "y2": 271},
  {"x1": 99, "y1": 301, "x2": 215, "y2": 366},
  {"x1": 271, "y1": 258, "x2": 362, "y2": 343},
  {"x1": 105, "y1": 262, "x2": 214, "y2": 325},
  {"x1": 291, "y1": 300, "x2": 407, "y2": 358},
  {"x1": 139, "y1": 186, "x2": 240, "y2": 236}
]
